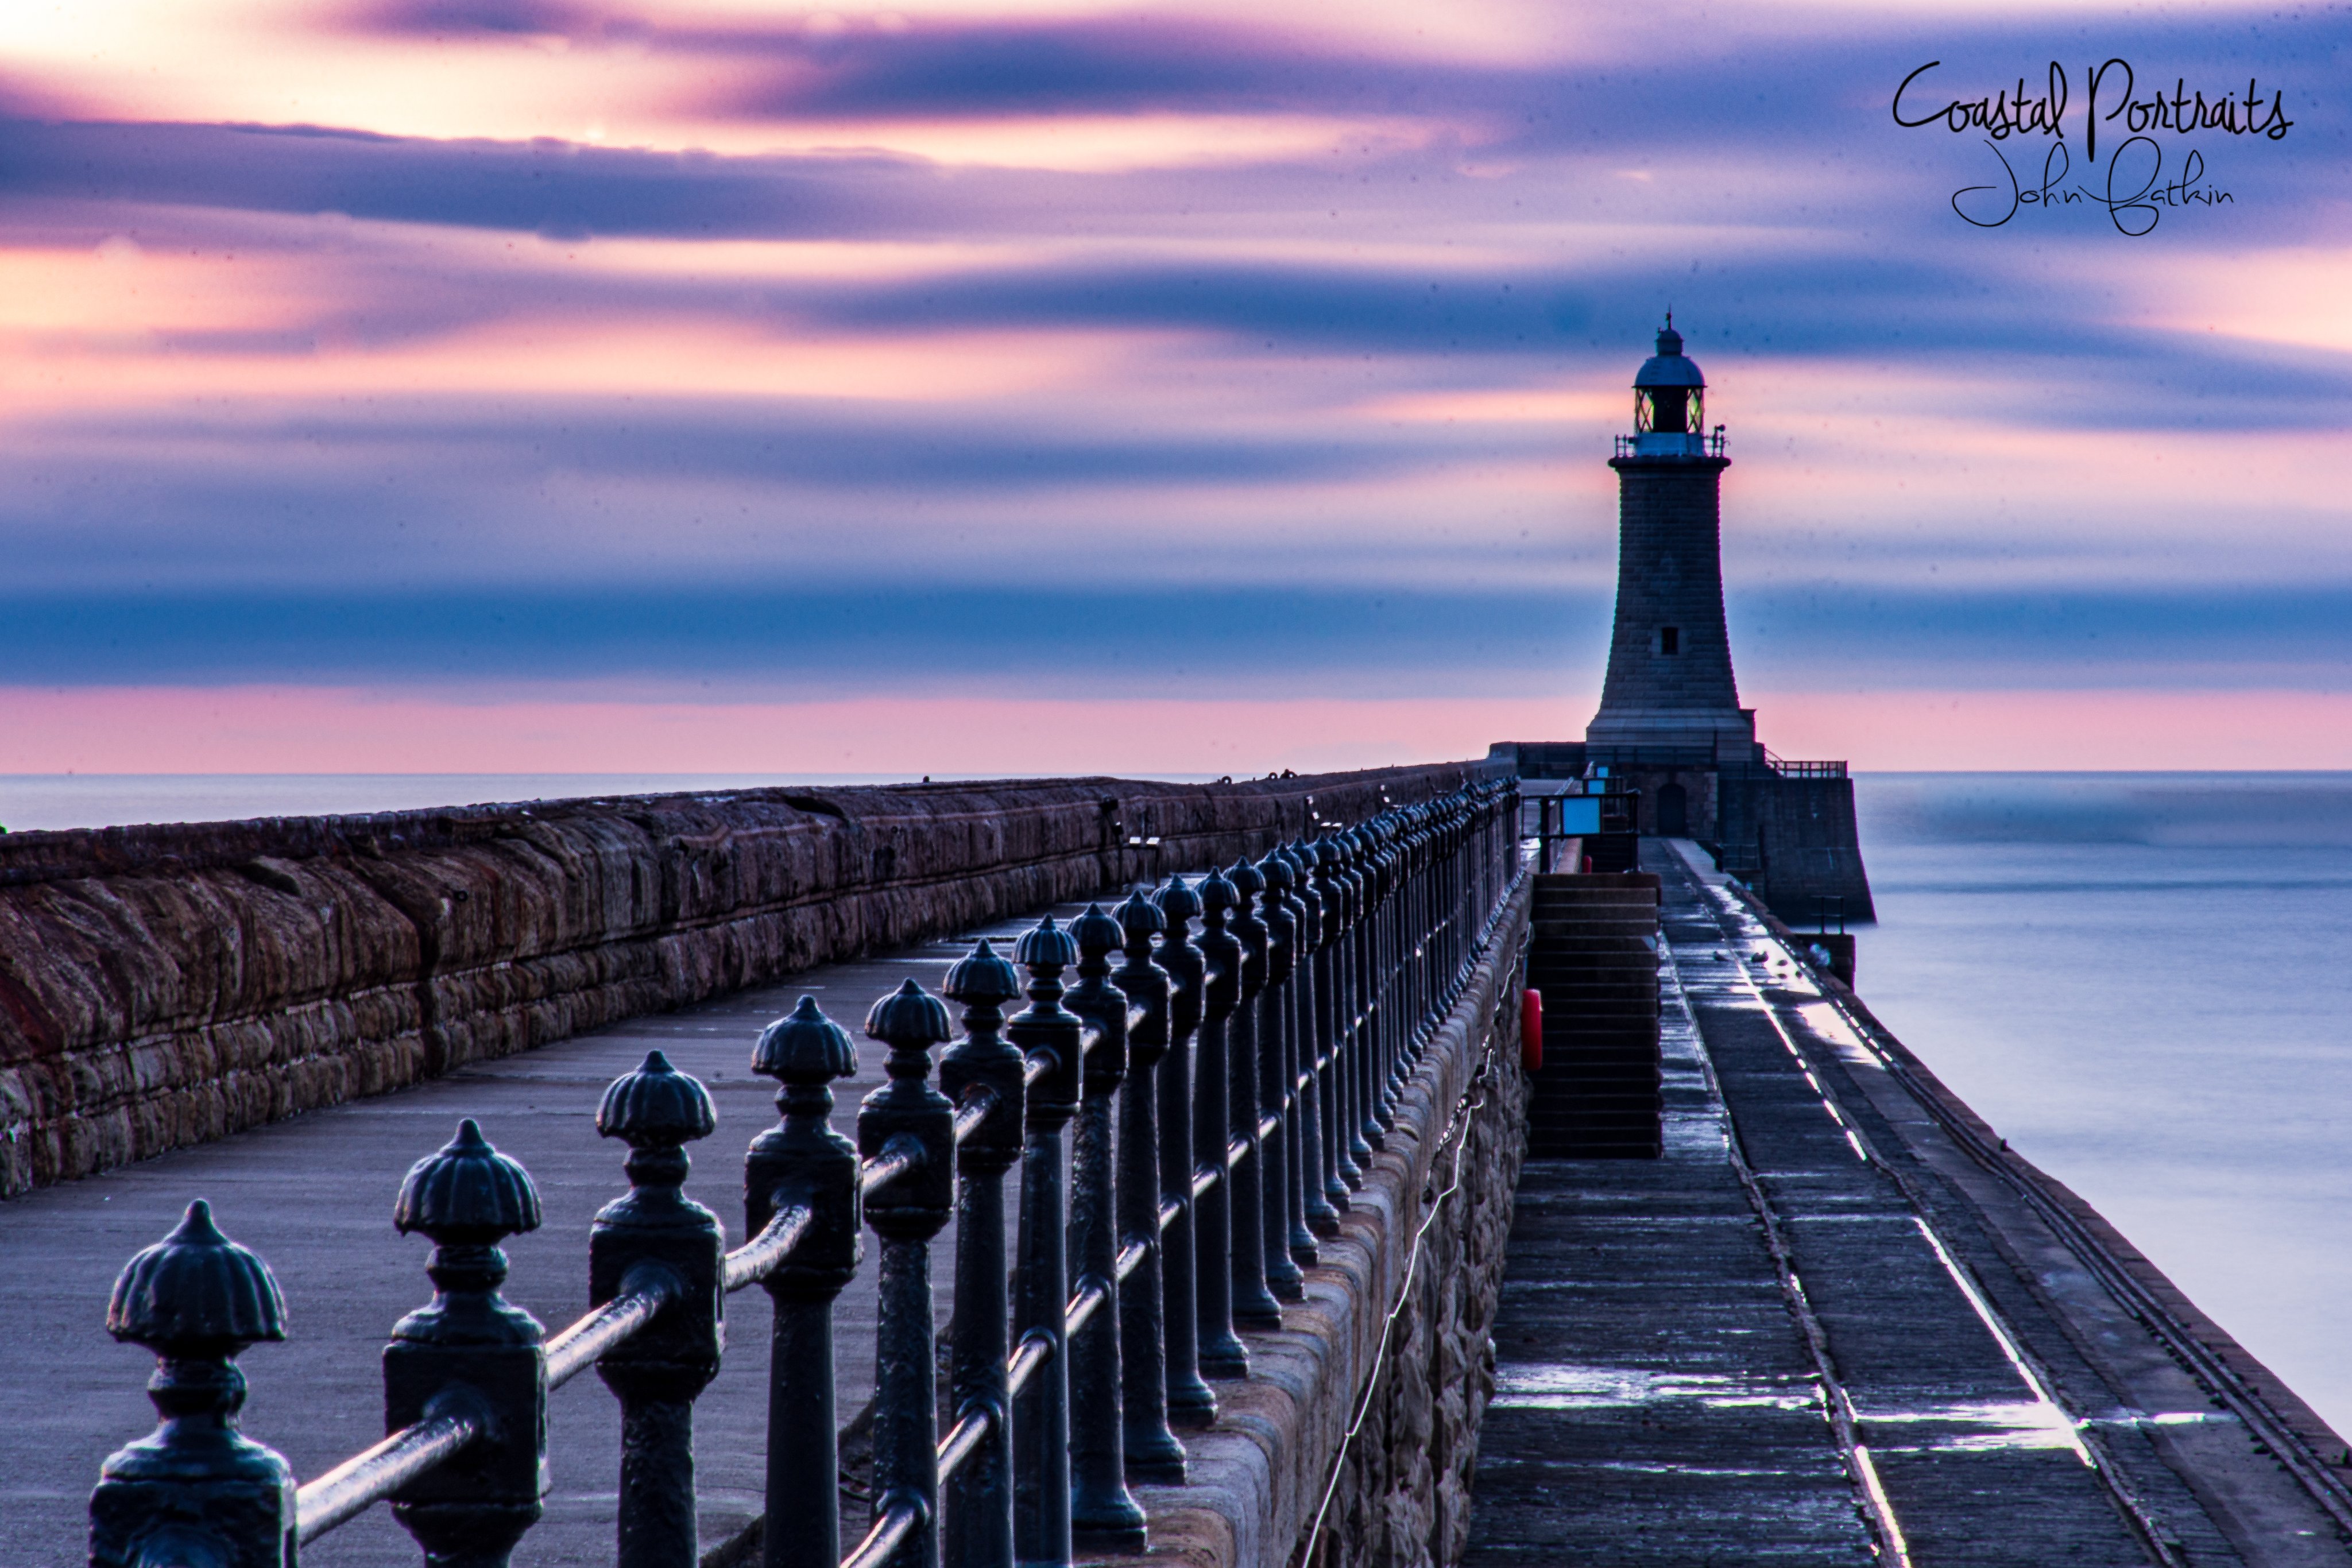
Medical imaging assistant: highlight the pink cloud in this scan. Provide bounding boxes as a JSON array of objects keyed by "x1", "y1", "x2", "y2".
[
  {"x1": 1755, "y1": 688, "x2": 2352, "y2": 772},
  {"x1": 0, "y1": 685, "x2": 1585, "y2": 776},
  {"x1": 7, "y1": 684, "x2": 2347, "y2": 779}
]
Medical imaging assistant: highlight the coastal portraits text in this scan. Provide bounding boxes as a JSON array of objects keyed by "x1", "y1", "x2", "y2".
[{"x1": 1893, "y1": 60, "x2": 2293, "y2": 234}]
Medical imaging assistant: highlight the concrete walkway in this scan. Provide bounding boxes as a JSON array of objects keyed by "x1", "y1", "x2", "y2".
[
  {"x1": 1467, "y1": 841, "x2": 2352, "y2": 1567},
  {"x1": 3, "y1": 899, "x2": 1087, "y2": 1567}
]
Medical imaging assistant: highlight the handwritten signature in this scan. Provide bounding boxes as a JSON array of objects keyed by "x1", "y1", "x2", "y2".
[
  {"x1": 1952, "y1": 137, "x2": 2232, "y2": 235},
  {"x1": 1891, "y1": 59, "x2": 2286, "y2": 233}
]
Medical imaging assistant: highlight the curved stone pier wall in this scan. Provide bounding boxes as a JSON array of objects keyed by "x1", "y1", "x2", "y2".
[{"x1": 0, "y1": 765, "x2": 1477, "y2": 1197}]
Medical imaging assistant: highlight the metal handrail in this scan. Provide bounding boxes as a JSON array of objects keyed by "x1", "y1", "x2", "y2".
[
  {"x1": 1005, "y1": 1329, "x2": 1055, "y2": 1397},
  {"x1": 723, "y1": 1204, "x2": 814, "y2": 1293},
  {"x1": 293, "y1": 1412, "x2": 477, "y2": 1544},
  {"x1": 859, "y1": 1137, "x2": 923, "y2": 1198},
  {"x1": 951, "y1": 1086, "x2": 996, "y2": 1143},
  {"x1": 937, "y1": 1405, "x2": 994, "y2": 1482},
  {"x1": 842, "y1": 1499, "x2": 923, "y2": 1568},
  {"x1": 546, "y1": 1286, "x2": 668, "y2": 1389},
  {"x1": 1064, "y1": 1277, "x2": 1113, "y2": 1341}
]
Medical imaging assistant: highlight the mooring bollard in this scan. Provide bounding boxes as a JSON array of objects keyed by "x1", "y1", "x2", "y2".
[
  {"x1": 860, "y1": 978, "x2": 956, "y2": 1568},
  {"x1": 1151, "y1": 874, "x2": 1216, "y2": 1427},
  {"x1": 939, "y1": 940, "x2": 1024, "y2": 1568},
  {"x1": 91, "y1": 1200, "x2": 295, "y2": 1568},
  {"x1": 1062, "y1": 904, "x2": 1147, "y2": 1550},
  {"x1": 1224, "y1": 859, "x2": 1283, "y2": 1330},
  {"x1": 592, "y1": 1051, "x2": 724, "y2": 1568},
  {"x1": 746, "y1": 997, "x2": 862, "y2": 1568},
  {"x1": 1009, "y1": 915, "x2": 1081, "y2": 1568},
  {"x1": 1109, "y1": 889, "x2": 1185, "y2": 1482},
  {"x1": 386, "y1": 1118, "x2": 549, "y2": 1568}
]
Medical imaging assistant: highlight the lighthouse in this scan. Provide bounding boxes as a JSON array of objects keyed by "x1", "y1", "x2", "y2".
[
  {"x1": 1585, "y1": 319, "x2": 1755, "y2": 765},
  {"x1": 1484, "y1": 319, "x2": 1873, "y2": 923}
]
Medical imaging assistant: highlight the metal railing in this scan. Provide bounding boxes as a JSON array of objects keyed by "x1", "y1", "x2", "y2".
[
  {"x1": 1763, "y1": 752, "x2": 1848, "y2": 779},
  {"x1": 87, "y1": 780, "x2": 1521, "y2": 1568},
  {"x1": 1611, "y1": 427, "x2": 1728, "y2": 459}
]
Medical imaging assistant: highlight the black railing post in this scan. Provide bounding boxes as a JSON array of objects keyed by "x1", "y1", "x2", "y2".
[
  {"x1": 939, "y1": 941, "x2": 1025, "y2": 1568},
  {"x1": 1401, "y1": 810, "x2": 1428, "y2": 1051},
  {"x1": 1448, "y1": 796, "x2": 1471, "y2": 996},
  {"x1": 1438, "y1": 800, "x2": 1461, "y2": 1001},
  {"x1": 1369, "y1": 820, "x2": 1406, "y2": 1125},
  {"x1": 1009, "y1": 916, "x2": 1082, "y2": 1568},
  {"x1": 592, "y1": 1051, "x2": 724, "y2": 1568},
  {"x1": 1420, "y1": 803, "x2": 1444, "y2": 1019},
  {"x1": 1272, "y1": 846, "x2": 1325, "y2": 1264},
  {"x1": 386, "y1": 1119, "x2": 548, "y2": 1568},
  {"x1": 90, "y1": 1201, "x2": 294, "y2": 1568},
  {"x1": 1062, "y1": 905, "x2": 1148, "y2": 1551},
  {"x1": 1314, "y1": 839, "x2": 1365, "y2": 1195},
  {"x1": 861, "y1": 979, "x2": 957, "y2": 1568},
  {"x1": 746, "y1": 997, "x2": 862, "y2": 1568},
  {"x1": 1372, "y1": 818, "x2": 1404, "y2": 1090},
  {"x1": 1223, "y1": 860, "x2": 1283, "y2": 1330},
  {"x1": 1252, "y1": 851, "x2": 1307, "y2": 1301},
  {"x1": 1190, "y1": 868, "x2": 1249, "y2": 1378},
  {"x1": 1109, "y1": 891, "x2": 1185, "y2": 1481},
  {"x1": 1345, "y1": 832, "x2": 1374, "y2": 1166},
  {"x1": 1286, "y1": 842, "x2": 1342, "y2": 1237},
  {"x1": 1151, "y1": 876, "x2": 1217, "y2": 1427}
]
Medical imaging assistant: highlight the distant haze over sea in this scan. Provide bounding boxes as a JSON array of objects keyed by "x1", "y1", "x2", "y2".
[{"x1": 1852, "y1": 772, "x2": 2352, "y2": 1436}]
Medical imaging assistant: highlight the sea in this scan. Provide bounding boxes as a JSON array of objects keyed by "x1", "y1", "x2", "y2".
[
  {"x1": 3, "y1": 770, "x2": 2349, "y2": 1434},
  {"x1": 1851, "y1": 772, "x2": 2352, "y2": 1436}
]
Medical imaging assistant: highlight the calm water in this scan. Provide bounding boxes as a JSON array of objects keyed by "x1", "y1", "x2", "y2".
[
  {"x1": 5, "y1": 771, "x2": 2350, "y2": 1433},
  {"x1": 1852, "y1": 773, "x2": 2352, "y2": 1435}
]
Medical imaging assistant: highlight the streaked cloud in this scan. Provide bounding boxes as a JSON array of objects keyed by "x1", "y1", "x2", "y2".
[{"x1": 1, "y1": 0, "x2": 2347, "y2": 767}]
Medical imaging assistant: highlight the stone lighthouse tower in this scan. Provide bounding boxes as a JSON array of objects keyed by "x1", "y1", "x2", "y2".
[
  {"x1": 1585, "y1": 319, "x2": 1755, "y2": 765},
  {"x1": 1481, "y1": 319, "x2": 1871, "y2": 923}
]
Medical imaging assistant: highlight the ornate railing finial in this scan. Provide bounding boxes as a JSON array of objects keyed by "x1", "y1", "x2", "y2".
[
  {"x1": 92, "y1": 1200, "x2": 295, "y2": 1568},
  {"x1": 388, "y1": 1119, "x2": 548, "y2": 1567}
]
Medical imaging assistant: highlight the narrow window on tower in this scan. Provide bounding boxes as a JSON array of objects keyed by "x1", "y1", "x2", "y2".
[{"x1": 1660, "y1": 626, "x2": 1681, "y2": 655}]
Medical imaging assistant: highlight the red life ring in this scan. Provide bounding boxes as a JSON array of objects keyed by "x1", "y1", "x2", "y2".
[{"x1": 1521, "y1": 988, "x2": 1544, "y2": 1073}]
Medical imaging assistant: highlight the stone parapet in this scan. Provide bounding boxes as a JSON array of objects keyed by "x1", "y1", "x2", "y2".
[{"x1": 0, "y1": 765, "x2": 1479, "y2": 1196}]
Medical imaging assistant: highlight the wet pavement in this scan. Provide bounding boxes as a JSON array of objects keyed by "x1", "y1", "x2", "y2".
[{"x1": 1466, "y1": 840, "x2": 2352, "y2": 1567}]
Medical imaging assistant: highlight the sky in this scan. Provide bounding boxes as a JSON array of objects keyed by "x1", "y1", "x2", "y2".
[{"x1": 3, "y1": 0, "x2": 2349, "y2": 776}]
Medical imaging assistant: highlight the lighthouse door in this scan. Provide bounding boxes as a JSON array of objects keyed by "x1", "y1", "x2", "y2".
[{"x1": 1656, "y1": 780, "x2": 1689, "y2": 837}]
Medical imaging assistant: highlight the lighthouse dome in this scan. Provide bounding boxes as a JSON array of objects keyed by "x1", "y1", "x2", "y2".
[{"x1": 1633, "y1": 323, "x2": 1704, "y2": 389}]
